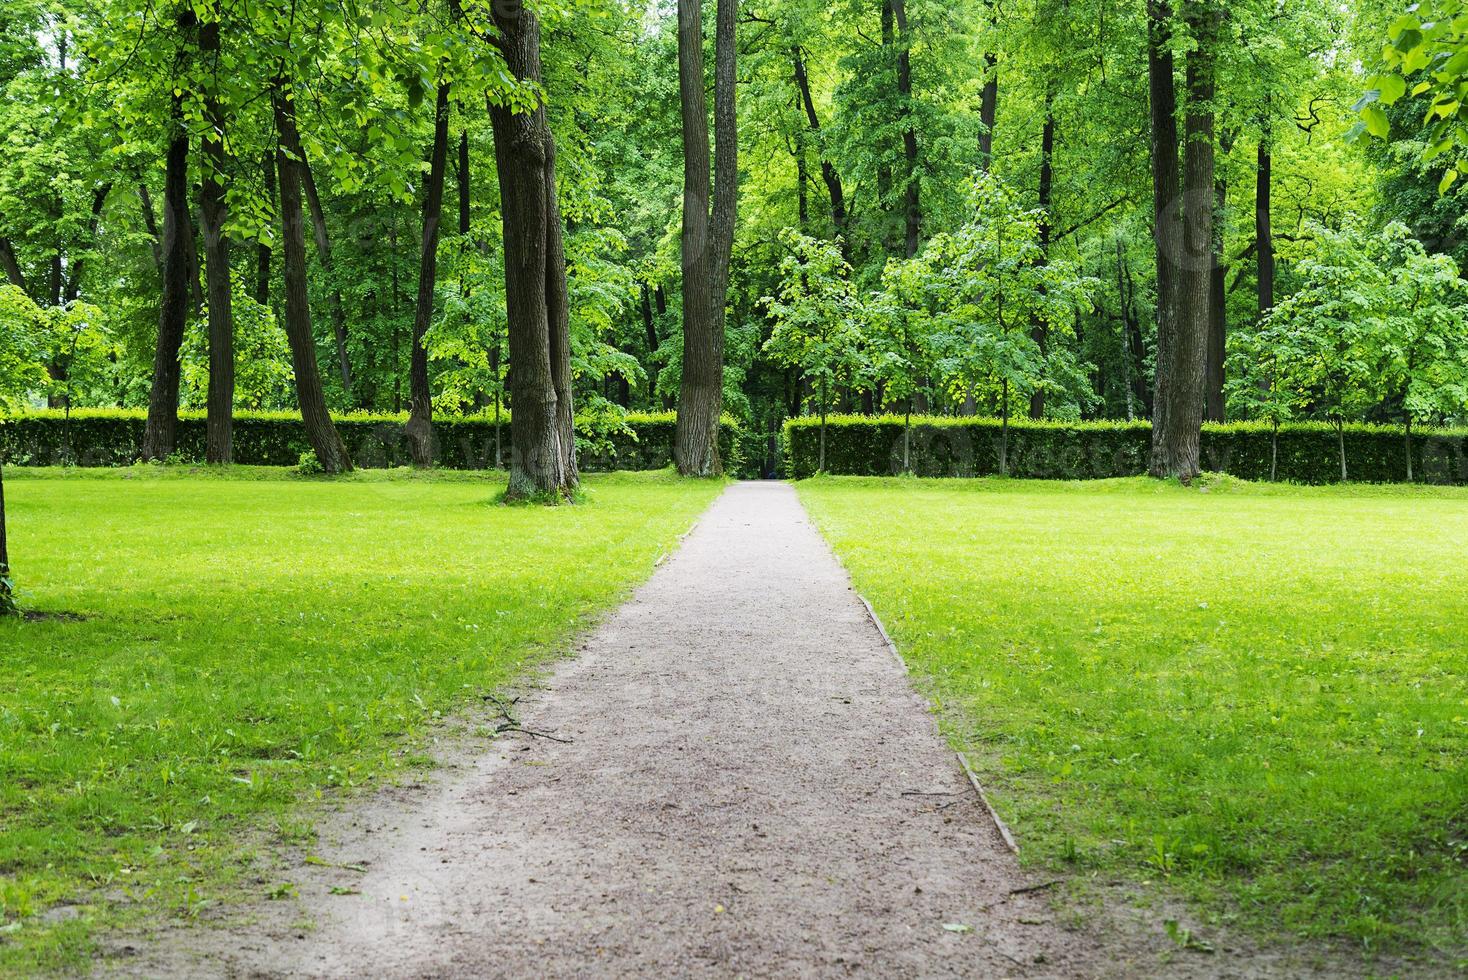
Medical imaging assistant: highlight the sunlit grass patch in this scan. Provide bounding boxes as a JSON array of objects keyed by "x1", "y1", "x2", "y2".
[
  {"x1": 799, "y1": 475, "x2": 1467, "y2": 960},
  {"x1": 0, "y1": 466, "x2": 722, "y2": 974}
]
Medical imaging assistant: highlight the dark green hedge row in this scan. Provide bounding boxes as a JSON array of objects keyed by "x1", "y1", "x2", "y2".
[
  {"x1": 782, "y1": 416, "x2": 1468, "y2": 484},
  {"x1": 0, "y1": 410, "x2": 745, "y2": 474}
]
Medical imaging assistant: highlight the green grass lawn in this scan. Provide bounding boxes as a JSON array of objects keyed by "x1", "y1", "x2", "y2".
[
  {"x1": 798, "y1": 475, "x2": 1467, "y2": 960},
  {"x1": 0, "y1": 466, "x2": 723, "y2": 974}
]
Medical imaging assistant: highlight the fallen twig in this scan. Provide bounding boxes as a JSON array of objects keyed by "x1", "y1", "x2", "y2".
[
  {"x1": 1008, "y1": 879, "x2": 1063, "y2": 896},
  {"x1": 483, "y1": 693, "x2": 575, "y2": 744}
]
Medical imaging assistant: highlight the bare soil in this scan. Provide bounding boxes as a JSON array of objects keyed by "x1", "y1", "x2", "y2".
[{"x1": 108, "y1": 483, "x2": 1403, "y2": 978}]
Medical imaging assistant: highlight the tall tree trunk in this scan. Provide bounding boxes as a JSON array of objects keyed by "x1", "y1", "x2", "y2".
[
  {"x1": 0, "y1": 239, "x2": 23, "y2": 291},
  {"x1": 289, "y1": 140, "x2": 353, "y2": 400},
  {"x1": 141, "y1": 92, "x2": 192, "y2": 462},
  {"x1": 0, "y1": 459, "x2": 11, "y2": 615},
  {"x1": 978, "y1": 1, "x2": 999, "y2": 171},
  {"x1": 1145, "y1": 0, "x2": 1182, "y2": 476},
  {"x1": 641, "y1": 283, "x2": 659, "y2": 402},
  {"x1": 1117, "y1": 238, "x2": 1152, "y2": 417},
  {"x1": 407, "y1": 84, "x2": 451, "y2": 467},
  {"x1": 183, "y1": 206, "x2": 204, "y2": 315},
  {"x1": 487, "y1": 2, "x2": 572, "y2": 499},
  {"x1": 255, "y1": 153, "x2": 275, "y2": 307},
  {"x1": 878, "y1": 1, "x2": 895, "y2": 247},
  {"x1": 792, "y1": 47, "x2": 848, "y2": 245},
  {"x1": 892, "y1": 0, "x2": 920, "y2": 258},
  {"x1": 1256, "y1": 137, "x2": 1275, "y2": 317},
  {"x1": 200, "y1": 15, "x2": 234, "y2": 464},
  {"x1": 1205, "y1": 164, "x2": 1228, "y2": 422},
  {"x1": 273, "y1": 79, "x2": 352, "y2": 473},
  {"x1": 1151, "y1": 1, "x2": 1216, "y2": 481},
  {"x1": 543, "y1": 132, "x2": 578, "y2": 484},
  {"x1": 1029, "y1": 95, "x2": 1055, "y2": 420},
  {"x1": 673, "y1": 0, "x2": 738, "y2": 477}
]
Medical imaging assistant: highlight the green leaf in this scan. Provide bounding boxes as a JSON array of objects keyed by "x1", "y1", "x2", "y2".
[
  {"x1": 1377, "y1": 74, "x2": 1408, "y2": 105},
  {"x1": 1362, "y1": 104, "x2": 1392, "y2": 139},
  {"x1": 1440, "y1": 168, "x2": 1459, "y2": 193}
]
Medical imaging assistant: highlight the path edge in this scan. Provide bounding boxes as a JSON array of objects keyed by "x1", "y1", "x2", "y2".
[{"x1": 786, "y1": 481, "x2": 1022, "y2": 857}]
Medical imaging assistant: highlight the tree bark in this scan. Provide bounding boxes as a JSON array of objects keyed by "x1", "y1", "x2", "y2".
[
  {"x1": 0, "y1": 238, "x2": 23, "y2": 291},
  {"x1": 289, "y1": 139, "x2": 352, "y2": 400},
  {"x1": 673, "y1": 0, "x2": 738, "y2": 477},
  {"x1": 487, "y1": 2, "x2": 572, "y2": 499},
  {"x1": 200, "y1": 16, "x2": 234, "y2": 464},
  {"x1": 273, "y1": 79, "x2": 352, "y2": 473},
  {"x1": 892, "y1": 0, "x2": 920, "y2": 258},
  {"x1": 1150, "y1": 1, "x2": 1216, "y2": 481},
  {"x1": 1117, "y1": 238, "x2": 1153, "y2": 417},
  {"x1": 641, "y1": 283, "x2": 659, "y2": 402},
  {"x1": 1205, "y1": 165, "x2": 1227, "y2": 423},
  {"x1": 543, "y1": 134, "x2": 579, "y2": 484},
  {"x1": 141, "y1": 92, "x2": 193, "y2": 462},
  {"x1": 792, "y1": 47, "x2": 848, "y2": 244},
  {"x1": 138, "y1": 183, "x2": 163, "y2": 272},
  {"x1": 1145, "y1": 0, "x2": 1182, "y2": 477},
  {"x1": 407, "y1": 84, "x2": 451, "y2": 467}
]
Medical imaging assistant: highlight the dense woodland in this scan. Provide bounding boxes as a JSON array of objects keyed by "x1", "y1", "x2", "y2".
[{"x1": 1, "y1": 0, "x2": 1467, "y2": 496}]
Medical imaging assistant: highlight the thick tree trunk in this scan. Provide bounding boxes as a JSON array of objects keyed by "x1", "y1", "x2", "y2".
[
  {"x1": 673, "y1": 0, "x2": 738, "y2": 477},
  {"x1": 255, "y1": 154, "x2": 275, "y2": 307},
  {"x1": 488, "y1": 3, "x2": 572, "y2": 499},
  {"x1": 793, "y1": 47, "x2": 848, "y2": 245},
  {"x1": 1145, "y1": 0, "x2": 1184, "y2": 477},
  {"x1": 1029, "y1": 97, "x2": 1055, "y2": 420},
  {"x1": 141, "y1": 93, "x2": 192, "y2": 462},
  {"x1": 1150, "y1": 1, "x2": 1216, "y2": 481},
  {"x1": 200, "y1": 15, "x2": 234, "y2": 464},
  {"x1": 273, "y1": 80, "x2": 352, "y2": 474},
  {"x1": 892, "y1": 0, "x2": 920, "y2": 258},
  {"x1": 407, "y1": 84, "x2": 451, "y2": 467}
]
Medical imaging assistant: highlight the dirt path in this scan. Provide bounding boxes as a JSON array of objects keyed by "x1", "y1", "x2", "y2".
[{"x1": 123, "y1": 482, "x2": 1341, "y2": 978}]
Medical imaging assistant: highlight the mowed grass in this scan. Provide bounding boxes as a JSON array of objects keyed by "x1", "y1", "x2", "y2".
[
  {"x1": 0, "y1": 467, "x2": 723, "y2": 974},
  {"x1": 798, "y1": 475, "x2": 1467, "y2": 959}
]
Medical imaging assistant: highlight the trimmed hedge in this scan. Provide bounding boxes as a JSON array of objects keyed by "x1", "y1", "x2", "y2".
[
  {"x1": 0, "y1": 409, "x2": 745, "y2": 475},
  {"x1": 783, "y1": 415, "x2": 1468, "y2": 485}
]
